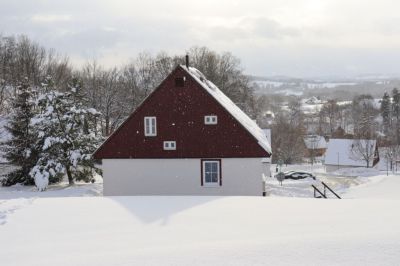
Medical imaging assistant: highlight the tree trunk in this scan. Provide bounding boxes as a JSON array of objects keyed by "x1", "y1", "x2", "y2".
[
  {"x1": 105, "y1": 116, "x2": 110, "y2": 136},
  {"x1": 66, "y1": 166, "x2": 74, "y2": 185}
]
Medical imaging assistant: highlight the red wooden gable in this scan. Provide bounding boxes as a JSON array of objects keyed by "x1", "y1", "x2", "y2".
[{"x1": 94, "y1": 65, "x2": 271, "y2": 159}]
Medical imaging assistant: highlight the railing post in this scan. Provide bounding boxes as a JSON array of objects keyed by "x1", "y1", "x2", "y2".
[{"x1": 311, "y1": 185, "x2": 327, "y2": 199}]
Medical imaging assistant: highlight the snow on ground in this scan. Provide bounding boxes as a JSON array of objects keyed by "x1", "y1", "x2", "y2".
[
  {"x1": 0, "y1": 197, "x2": 34, "y2": 225},
  {"x1": 0, "y1": 181, "x2": 103, "y2": 200},
  {"x1": 330, "y1": 167, "x2": 381, "y2": 177},
  {"x1": 1, "y1": 196, "x2": 399, "y2": 265},
  {"x1": 0, "y1": 165, "x2": 400, "y2": 265},
  {"x1": 266, "y1": 164, "x2": 397, "y2": 199},
  {"x1": 0, "y1": 180, "x2": 102, "y2": 225},
  {"x1": 346, "y1": 174, "x2": 400, "y2": 199}
]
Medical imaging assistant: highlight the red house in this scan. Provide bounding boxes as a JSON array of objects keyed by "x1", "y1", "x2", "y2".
[{"x1": 94, "y1": 59, "x2": 272, "y2": 196}]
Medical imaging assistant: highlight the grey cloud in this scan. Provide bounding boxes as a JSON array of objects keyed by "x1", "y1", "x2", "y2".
[
  {"x1": 49, "y1": 28, "x2": 124, "y2": 55},
  {"x1": 207, "y1": 17, "x2": 300, "y2": 42},
  {"x1": 249, "y1": 17, "x2": 300, "y2": 39}
]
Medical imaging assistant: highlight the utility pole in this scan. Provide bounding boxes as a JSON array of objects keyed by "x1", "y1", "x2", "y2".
[{"x1": 337, "y1": 152, "x2": 340, "y2": 170}]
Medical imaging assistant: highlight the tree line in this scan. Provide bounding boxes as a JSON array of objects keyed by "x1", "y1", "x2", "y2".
[
  {"x1": 0, "y1": 35, "x2": 256, "y2": 136},
  {"x1": 0, "y1": 34, "x2": 257, "y2": 189}
]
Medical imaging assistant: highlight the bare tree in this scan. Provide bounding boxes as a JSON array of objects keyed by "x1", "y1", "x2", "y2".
[
  {"x1": 319, "y1": 99, "x2": 340, "y2": 134},
  {"x1": 80, "y1": 63, "x2": 128, "y2": 136},
  {"x1": 134, "y1": 52, "x2": 159, "y2": 98},
  {"x1": 287, "y1": 97, "x2": 304, "y2": 128},
  {"x1": 0, "y1": 35, "x2": 71, "y2": 114},
  {"x1": 383, "y1": 144, "x2": 400, "y2": 173},
  {"x1": 272, "y1": 114, "x2": 305, "y2": 164},
  {"x1": 350, "y1": 139, "x2": 377, "y2": 168}
]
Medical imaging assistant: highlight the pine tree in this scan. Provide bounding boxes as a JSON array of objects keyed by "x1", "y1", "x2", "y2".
[
  {"x1": 1, "y1": 79, "x2": 38, "y2": 186},
  {"x1": 30, "y1": 77, "x2": 102, "y2": 191},
  {"x1": 392, "y1": 88, "x2": 400, "y2": 119},
  {"x1": 381, "y1": 92, "x2": 391, "y2": 134},
  {"x1": 358, "y1": 101, "x2": 376, "y2": 139},
  {"x1": 392, "y1": 88, "x2": 400, "y2": 144}
]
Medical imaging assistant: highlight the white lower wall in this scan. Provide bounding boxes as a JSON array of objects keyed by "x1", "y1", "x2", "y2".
[{"x1": 102, "y1": 158, "x2": 270, "y2": 196}]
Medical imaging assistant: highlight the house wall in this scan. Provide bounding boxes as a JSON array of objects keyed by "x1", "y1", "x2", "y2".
[{"x1": 102, "y1": 158, "x2": 270, "y2": 196}]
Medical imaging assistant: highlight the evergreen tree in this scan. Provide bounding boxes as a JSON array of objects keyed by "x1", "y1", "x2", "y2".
[
  {"x1": 381, "y1": 92, "x2": 391, "y2": 134},
  {"x1": 358, "y1": 101, "x2": 377, "y2": 139},
  {"x1": 392, "y1": 88, "x2": 400, "y2": 143},
  {"x1": 30, "y1": 78, "x2": 102, "y2": 191},
  {"x1": 392, "y1": 88, "x2": 400, "y2": 121},
  {"x1": 1, "y1": 79, "x2": 38, "y2": 186}
]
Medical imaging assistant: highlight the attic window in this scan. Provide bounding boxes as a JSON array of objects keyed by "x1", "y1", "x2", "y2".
[
  {"x1": 175, "y1": 77, "x2": 185, "y2": 87},
  {"x1": 204, "y1": 115, "x2": 218, "y2": 125},
  {"x1": 163, "y1": 141, "x2": 176, "y2": 150},
  {"x1": 144, "y1": 116, "x2": 157, "y2": 136}
]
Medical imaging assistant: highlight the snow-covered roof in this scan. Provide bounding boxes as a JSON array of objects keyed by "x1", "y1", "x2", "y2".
[
  {"x1": 325, "y1": 139, "x2": 376, "y2": 167},
  {"x1": 303, "y1": 96, "x2": 323, "y2": 105},
  {"x1": 304, "y1": 135, "x2": 327, "y2": 149},
  {"x1": 262, "y1": 129, "x2": 271, "y2": 143},
  {"x1": 183, "y1": 66, "x2": 272, "y2": 154}
]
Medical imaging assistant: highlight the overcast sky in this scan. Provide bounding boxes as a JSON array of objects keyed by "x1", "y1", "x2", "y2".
[{"x1": 1, "y1": 0, "x2": 400, "y2": 78}]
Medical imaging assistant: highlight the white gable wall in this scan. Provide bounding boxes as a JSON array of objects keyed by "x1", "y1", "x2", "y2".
[
  {"x1": 325, "y1": 139, "x2": 376, "y2": 166},
  {"x1": 102, "y1": 158, "x2": 269, "y2": 196},
  {"x1": 324, "y1": 139, "x2": 378, "y2": 172}
]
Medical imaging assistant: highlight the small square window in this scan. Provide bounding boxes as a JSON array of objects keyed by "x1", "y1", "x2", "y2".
[
  {"x1": 163, "y1": 141, "x2": 176, "y2": 150},
  {"x1": 204, "y1": 115, "x2": 217, "y2": 125}
]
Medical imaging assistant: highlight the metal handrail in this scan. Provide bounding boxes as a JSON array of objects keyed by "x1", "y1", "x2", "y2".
[
  {"x1": 321, "y1": 182, "x2": 341, "y2": 199},
  {"x1": 312, "y1": 185, "x2": 327, "y2": 198}
]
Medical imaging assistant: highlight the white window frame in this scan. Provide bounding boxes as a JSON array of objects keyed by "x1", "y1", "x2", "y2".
[
  {"x1": 163, "y1": 141, "x2": 176, "y2": 150},
  {"x1": 204, "y1": 115, "x2": 218, "y2": 125},
  {"x1": 144, "y1": 116, "x2": 157, "y2": 136},
  {"x1": 202, "y1": 160, "x2": 220, "y2": 187}
]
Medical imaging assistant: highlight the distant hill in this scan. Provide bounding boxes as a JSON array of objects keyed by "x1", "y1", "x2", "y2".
[{"x1": 249, "y1": 75, "x2": 400, "y2": 100}]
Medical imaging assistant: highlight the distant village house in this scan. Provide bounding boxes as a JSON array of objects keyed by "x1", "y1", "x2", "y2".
[{"x1": 324, "y1": 139, "x2": 379, "y2": 172}]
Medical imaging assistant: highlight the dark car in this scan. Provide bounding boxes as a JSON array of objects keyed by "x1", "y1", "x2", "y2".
[{"x1": 283, "y1": 171, "x2": 316, "y2": 180}]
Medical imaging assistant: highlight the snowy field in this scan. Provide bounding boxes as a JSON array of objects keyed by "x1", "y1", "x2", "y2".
[{"x1": 1, "y1": 166, "x2": 400, "y2": 265}]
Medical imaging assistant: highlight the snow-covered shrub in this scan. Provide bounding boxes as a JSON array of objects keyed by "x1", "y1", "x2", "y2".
[{"x1": 31, "y1": 166, "x2": 49, "y2": 191}]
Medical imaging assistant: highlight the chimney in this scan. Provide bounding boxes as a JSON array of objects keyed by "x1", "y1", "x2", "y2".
[{"x1": 185, "y1": 54, "x2": 189, "y2": 68}]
